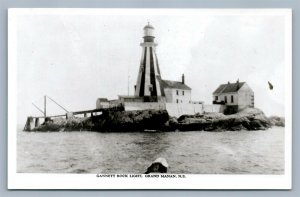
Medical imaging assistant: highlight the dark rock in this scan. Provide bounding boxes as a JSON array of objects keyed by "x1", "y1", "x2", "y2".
[
  {"x1": 91, "y1": 109, "x2": 169, "y2": 132},
  {"x1": 31, "y1": 107, "x2": 275, "y2": 132},
  {"x1": 176, "y1": 108, "x2": 272, "y2": 131}
]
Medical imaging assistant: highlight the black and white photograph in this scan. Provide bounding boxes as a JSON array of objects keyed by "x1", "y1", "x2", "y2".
[{"x1": 8, "y1": 9, "x2": 292, "y2": 189}]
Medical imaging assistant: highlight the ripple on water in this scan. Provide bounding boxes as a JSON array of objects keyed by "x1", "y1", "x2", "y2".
[{"x1": 17, "y1": 128, "x2": 285, "y2": 174}]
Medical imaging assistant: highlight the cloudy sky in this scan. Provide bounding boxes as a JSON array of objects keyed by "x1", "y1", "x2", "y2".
[{"x1": 14, "y1": 9, "x2": 290, "y2": 124}]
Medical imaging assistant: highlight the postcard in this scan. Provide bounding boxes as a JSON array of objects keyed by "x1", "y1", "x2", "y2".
[{"x1": 8, "y1": 8, "x2": 292, "y2": 189}]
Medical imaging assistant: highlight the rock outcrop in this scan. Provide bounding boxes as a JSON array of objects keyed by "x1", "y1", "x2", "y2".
[
  {"x1": 91, "y1": 109, "x2": 169, "y2": 132},
  {"x1": 269, "y1": 116, "x2": 285, "y2": 127},
  {"x1": 174, "y1": 108, "x2": 272, "y2": 131},
  {"x1": 33, "y1": 109, "x2": 170, "y2": 132},
  {"x1": 32, "y1": 117, "x2": 92, "y2": 132},
  {"x1": 31, "y1": 108, "x2": 275, "y2": 132}
]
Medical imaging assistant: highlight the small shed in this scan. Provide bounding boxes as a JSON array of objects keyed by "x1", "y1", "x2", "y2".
[
  {"x1": 96, "y1": 98, "x2": 109, "y2": 109},
  {"x1": 213, "y1": 80, "x2": 254, "y2": 112}
]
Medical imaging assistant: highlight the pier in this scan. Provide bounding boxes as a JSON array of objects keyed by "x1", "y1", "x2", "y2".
[{"x1": 24, "y1": 95, "x2": 123, "y2": 131}]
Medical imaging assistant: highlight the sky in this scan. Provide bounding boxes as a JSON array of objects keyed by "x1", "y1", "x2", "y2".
[{"x1": 15, "y1": 10, "x2": 289, "y2": 124}]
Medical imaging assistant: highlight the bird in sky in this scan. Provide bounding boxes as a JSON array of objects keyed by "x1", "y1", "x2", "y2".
[{"x1": 268, "y1": 81, "x2": 274, "y2": 90}]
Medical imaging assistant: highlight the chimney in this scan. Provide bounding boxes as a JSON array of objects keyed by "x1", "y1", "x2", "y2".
[
  {"x1": 228, "y1": 81, "x2": 230, "y2": 84},
  {"x1": 182, "y1": 74, "x2": 185, "y2": 84},
  {"x1": 236, "y1": 79, "x2": 240, "y2": 89}
]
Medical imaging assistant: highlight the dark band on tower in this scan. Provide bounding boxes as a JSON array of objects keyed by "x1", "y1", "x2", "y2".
[{"x1": 134, "y1": 23, "x2": 164, "y2": 100}]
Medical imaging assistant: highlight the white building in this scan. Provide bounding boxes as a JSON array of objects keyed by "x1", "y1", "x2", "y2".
[
  {"x1": 213, "y1": 81, "x2": 254, "y2": 111},
  {"x1": 96, "y1": 98, "x2": 109, "y2": 109},
  {"x1": 161, "y1": 74, "x2": 192, "y2": 103}
]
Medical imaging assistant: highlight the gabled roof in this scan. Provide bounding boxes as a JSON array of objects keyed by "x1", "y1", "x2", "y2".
[
  {"x1": 213, "y1": 82, "x2": 246, "y2": 94},
  {"x1": 161, "y1": 79, "x2": 192, "y2": 90}
]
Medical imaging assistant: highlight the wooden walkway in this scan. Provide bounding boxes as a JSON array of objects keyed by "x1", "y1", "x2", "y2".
[
  {"x1": 32, "y1": 105, "x2": 123, "y2": 119},
  {"x1": 24, "y1": 105, "x2": 124, "y2": 131}
]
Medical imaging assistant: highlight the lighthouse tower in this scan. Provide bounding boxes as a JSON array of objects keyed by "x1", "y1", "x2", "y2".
[{"x1": 134, "y1": 23, "x2": 165, "y2": 102}]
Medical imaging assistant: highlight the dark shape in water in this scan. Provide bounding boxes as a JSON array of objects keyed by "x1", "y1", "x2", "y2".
[{"x1": 145, "y1": 157, "x2": 168, "y2": 174}]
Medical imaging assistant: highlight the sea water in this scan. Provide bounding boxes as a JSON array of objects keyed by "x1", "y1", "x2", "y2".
[{"x1": 17, "y1": 127, "x2": 284, "y2": 174}]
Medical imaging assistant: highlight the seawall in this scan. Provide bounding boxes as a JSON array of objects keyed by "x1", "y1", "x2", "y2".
[{"x1": 123, "y1": 102, "x2": 224, "y2": 117}]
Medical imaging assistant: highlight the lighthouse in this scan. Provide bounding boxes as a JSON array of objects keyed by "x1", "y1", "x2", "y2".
[
  {"x1": 104, "y1": 23, "x2": 199, "y2": 116},
  {"x1": 118, "y1": 23, "x2": 192, "y2": 106},
  {"x1": 134, "y1": 23, "x2": 165, "y2": 102}
]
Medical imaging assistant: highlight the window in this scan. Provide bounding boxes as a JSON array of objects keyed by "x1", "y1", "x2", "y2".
[
  {"x1": 182, "y1": 91, "x2": 184, "y2": 96},
  {"x1": 215, "y1": 96, "x2": 218, "y2": 101},
  {"x1": 231, "y1": 95, "x2": 234, "y2": 103},
  {"x1": 224, "y1": 96, "x2": 227, "y2": 103},
  {"x1": 176, "y1": 99, "x2": 178, "y2": 103},
  {"x1": 176, "y1": 90, "x2": 179, "y2": 95}
]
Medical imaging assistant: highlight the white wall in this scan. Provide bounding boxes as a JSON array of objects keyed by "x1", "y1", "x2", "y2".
[
  {"x1": 165, "y1": 103, "x2": 203, "y2": 117},
  {"x1": 164, "y1": 88, "x2": 191, "y2": 103},
  {"x1": 96, "y1": 101, "x2": 109, "y2": 109},
  {"x1": 124, "y1": 101, "x2": 226, "y2": 118},
  {"x1": 203, "y1": 104, "x2": 225, "y2": 113},
  {"x1": 124, "y1": 102, "x2": 166, "y2": 111},
  {"x1": 237, "y1": 83, "x2": 254, "y2": 108},
  {"x1": 125, "y1": 102, "x2": 204, "y2": 117}
]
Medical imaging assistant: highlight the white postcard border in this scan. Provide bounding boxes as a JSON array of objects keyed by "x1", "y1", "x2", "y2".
[{"x1": 8, "y1": 8, "x2": 292, "y2": 189}]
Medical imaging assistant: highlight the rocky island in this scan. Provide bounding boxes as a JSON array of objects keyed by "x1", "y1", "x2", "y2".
[
  {"x1": 31, "y1": 108, "x2": 284, "y2": 132},
  {"x1": 23, "y1": 24, "x2": 285, "y2": 133}
]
